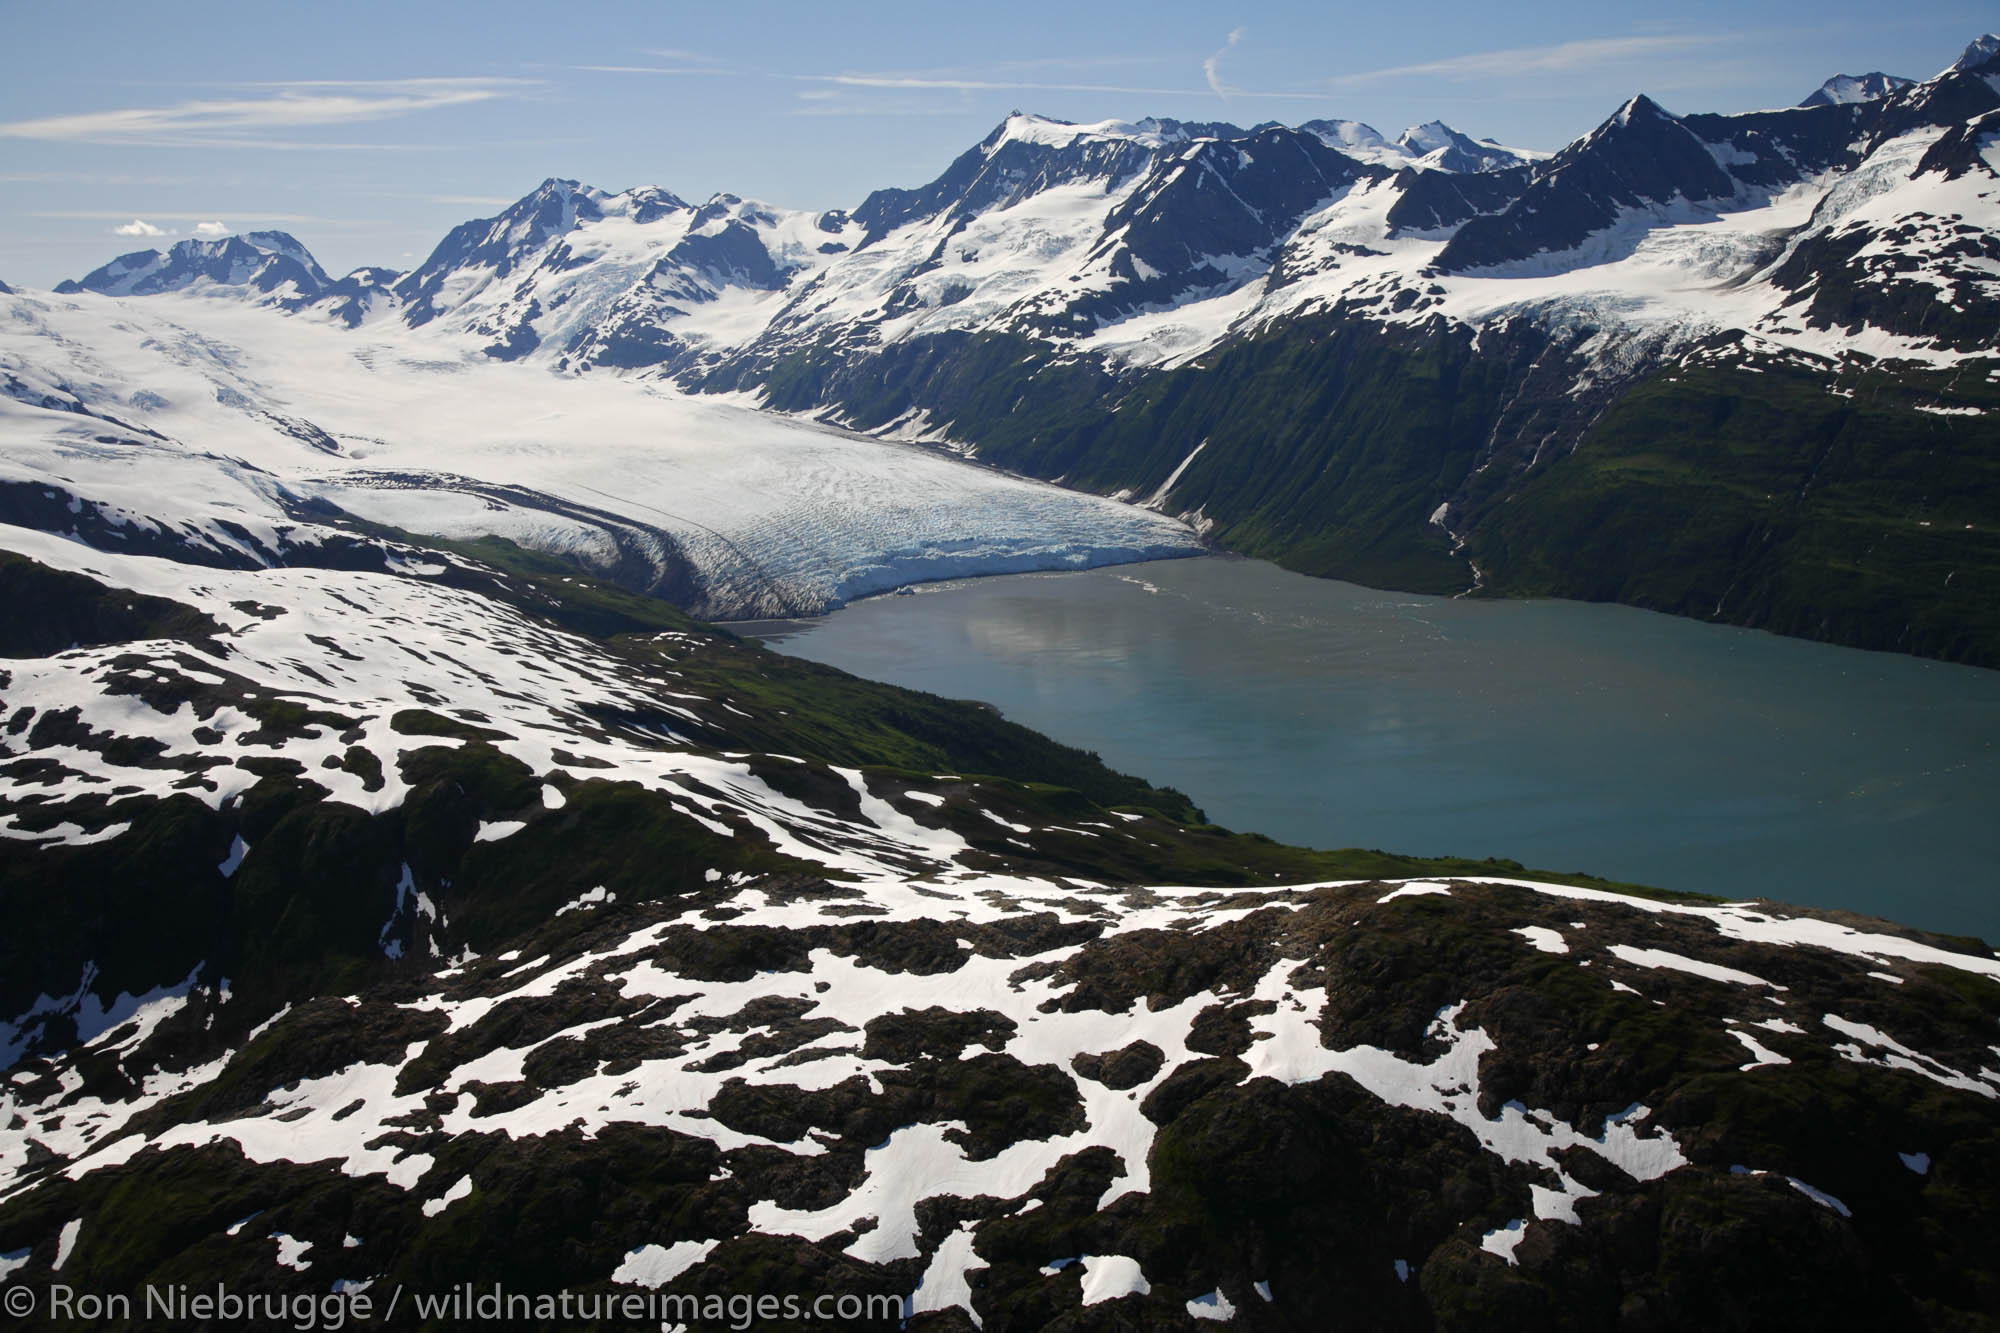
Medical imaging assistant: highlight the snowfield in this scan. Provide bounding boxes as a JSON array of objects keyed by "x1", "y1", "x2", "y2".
[{"x1": 0, "y1": 288, "x2": 1200, "y2": 619}]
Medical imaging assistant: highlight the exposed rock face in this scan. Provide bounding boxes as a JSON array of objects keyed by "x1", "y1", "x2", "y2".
[{"x1": 2, "y1": 867, "x2": 1995, "y2": 1330}]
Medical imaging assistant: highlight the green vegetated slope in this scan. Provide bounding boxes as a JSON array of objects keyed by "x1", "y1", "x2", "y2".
[
  {"x1": 729, "y1": 324, "x2": 2000, "y2": 668},
  {"x1": 1467, "y1": 356, "x2": 2000, "y2": 666},
  {"x1": 733, "y1": 316, "x2": 1518, "y2": 595}
]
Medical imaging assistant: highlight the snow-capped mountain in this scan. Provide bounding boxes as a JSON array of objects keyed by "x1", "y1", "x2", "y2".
[
  {"x1": 384, "y1": 177, "x2": 861, "y2": 367},
  {"x1": 1801, "y1": 72, "x2": 1916, "y2": 107},
  {"x1": 1393, "y1": 119, "x2": 1536, "y2": 173},
  {"x1": 1949, "y1": 32, "x2": 2000, "y2": 74},
  {"x1": 55, "y1": 230, "x2": 334, "y2": 305}
]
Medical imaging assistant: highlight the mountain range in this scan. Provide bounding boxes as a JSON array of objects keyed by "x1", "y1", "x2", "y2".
[{"x1": 32, "y1": 34, "x2": 2000, "y2": 665}]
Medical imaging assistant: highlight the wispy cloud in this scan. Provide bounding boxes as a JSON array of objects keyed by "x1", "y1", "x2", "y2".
[
  {"x1": 1329, "y1": 35, "x2": 1723, "y2": 85},
  {"x1": 192, "y1": 220, "x2": 229, "y2": 237},
  {"x1": 643, "y1": 47, "x2": 726, "y2": 65},
  {"x1": 0, "y1": 171, "x2": 219, "y2": 187},
  {"x1": 1204, "y1": 27, "x2": 1247, "y2": 100},
  {"x1": 794, "y1": 50, "x2": 1339, "y2": 105},
  {"x1": 788, "y1": 102, "x2": 969, "y2": 119},
  {"x1": 799, "y1": 72, "x2": 1196, "y2": 95},
  {"x1": 37, "y1": 210, "x2": 324, "y2": 223},
  {"x1": 0, "y1": 78, "x2": 533, "y2": 147},
  {"x1": 564, "y1": 64, "x2": 733, "y2": 76},
  {"x1": 112, "y1": 218, "x2": 167, "y2": 237}
]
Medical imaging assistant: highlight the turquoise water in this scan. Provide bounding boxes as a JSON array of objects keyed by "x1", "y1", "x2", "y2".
[{"x1": 745, "y1": 555, "x2": 2000, "y2": 943}]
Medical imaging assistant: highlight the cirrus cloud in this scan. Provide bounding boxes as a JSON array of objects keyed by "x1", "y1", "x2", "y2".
[
  {"x1": 1204, "y1": 27, "x2": 1247, "y2": 100},
  {"x1": 1328, "y1": 35, "x2": 1724, "y2": 85},
  {"x1": 0, "y1": 77, "x2": 536, "y2": 148}
]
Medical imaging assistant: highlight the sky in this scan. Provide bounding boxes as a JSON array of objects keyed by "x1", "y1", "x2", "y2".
[{"x1": 2, "y1": 0, "x2": 1994, "y2": 287}]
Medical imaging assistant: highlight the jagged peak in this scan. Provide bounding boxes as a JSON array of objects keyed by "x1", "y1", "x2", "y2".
[
  {"x1": 238, "y1": 229, "x2": 316, "y2": 261},
  {"x1": 1615, "y1": 93, "x2": 1674, "y2": 125},
  {"x1": 1946, "y1": 32, "x2": 2000, "y2": 75}
]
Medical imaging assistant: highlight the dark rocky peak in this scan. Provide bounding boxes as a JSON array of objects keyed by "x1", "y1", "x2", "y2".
[
  {"x1": 1385, "y1": 163, "x2": 1532, "y2": 234},
  {"x1": 851, "y1": 113, "x2": 1167, "y2": 246},
  {"x1": 1440, "y1": 93, "x2": 1784, "y2": 272},
  {"x1": 1914, "y1": 106, "x2": 2000, "y2": 180},
  {"x1": 0, "y1": 278, "x2": 11, "y2": 295},
  {"x1": 1105, "y1": 124, "x2": 1381, "y2": 266},
  {"x1": 506, "y1": 176, "x2": 608, "y2": 235},
  {"x1": 317, "y1": 266, "x2": 404, "y2": 328},
  {"x1": 610, "y1": 184, "x2": 692, "y2": 224},
  {"x1": 393, "y1": 178, "x2": 608, "y2": 325},
  {"x1": 1948, "y1": 32, "x2": 2000, "y2": 75},
  {"x1": 1127, "y1": 115, "x2": 1255, "y2": 141},
  {"x1": 1434, "y1": 94, "x2": 1736, "y2": 272},
  {"x1": 1800, "y1": 72, "x2": 1914, "y2": 107},
  {"x1": 1048, "y1": 124, "x2": 1386, "y2": 333},
  {"x1": 1680, "y1": 99, "x2": 1883, "y2": 193},
  {"x1": 341, "y1": 265, "x2": 404, "y2": 287},
  {"x1": 1862, "y1": 54, "x2": 2000, "y2": 151},
  {"x1": 664, "y1": 219, "x2": 788, "y2": 292}
]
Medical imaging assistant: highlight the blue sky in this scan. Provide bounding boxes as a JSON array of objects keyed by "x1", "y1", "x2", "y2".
[{"x1": 2, "y1": 0, "x2": 1993, "y2": 286}]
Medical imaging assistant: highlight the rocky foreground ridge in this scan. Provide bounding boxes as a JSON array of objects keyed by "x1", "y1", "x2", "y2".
[{"x1": 0, "y1": 516, "x2": 1996, "y2": 1329}]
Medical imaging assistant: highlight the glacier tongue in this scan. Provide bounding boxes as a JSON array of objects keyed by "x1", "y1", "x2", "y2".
[{"x1": 0, "y1": 288, "x2": 1202, "y2": 619}]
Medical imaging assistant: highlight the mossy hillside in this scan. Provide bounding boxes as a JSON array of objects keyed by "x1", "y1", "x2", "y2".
[
  {"x1": 726, "y1": 320, "x2": 1504, "y2": 595},
  {"x1": 0, "y1": 551, "x2": 224, "y2": 656},
  {"x1": 615, "y1": 628, "x2": 1202, "y2": 822},
  {"x1": 323, "y1": 520, "x2": 1206, "y2": 821},
  {"x1": 0, "y1": 793, "x2": 233, "y2": 1032},
  {"x1": 1463, "y1": 355, "x2": 2000, "y2": 666},
  {"x1": 6, "y1": 872, "x2": 1996, "y2": 1330}
]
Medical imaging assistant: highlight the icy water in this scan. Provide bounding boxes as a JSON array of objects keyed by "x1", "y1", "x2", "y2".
[{"x1": 745, "y1": 555, "x2": 2000, "y2": 943}]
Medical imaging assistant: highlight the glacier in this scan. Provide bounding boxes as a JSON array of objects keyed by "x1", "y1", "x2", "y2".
[{"x1": 0, "y1": 287, "x2": 1202, "y2": 619}]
